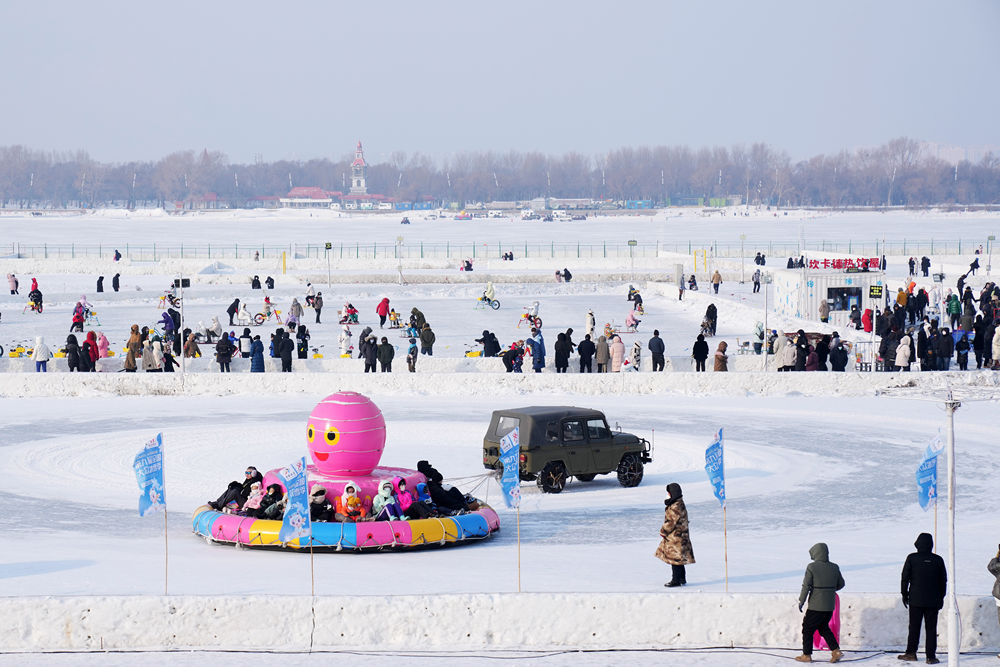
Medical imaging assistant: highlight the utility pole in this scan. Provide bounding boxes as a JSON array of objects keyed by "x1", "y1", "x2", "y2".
[{"x1": 944, "y1": 391, "x2": 960, "y2": 667}]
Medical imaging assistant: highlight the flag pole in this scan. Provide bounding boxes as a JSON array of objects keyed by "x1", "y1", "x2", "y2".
[
  {"x1": 516, "y1": 503, "x2": 522, "y2": 593},
  {"x1": 310, "y1": 539, "x2": 315, "y2": 597},
  {"x1": 723, "y1": 503, "x2": 729, "y2": 593},
  {"x1": 933, "y1": 495, "x2": 938, "y2": 553},
  {"x1": 163, "y1": 504, "x2": 169, "y2": 596}
]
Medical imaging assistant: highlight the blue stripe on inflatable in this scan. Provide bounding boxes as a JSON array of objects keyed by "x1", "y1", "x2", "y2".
[
  {"x1": 311, "y1": 521, "x2": 356, "y2": 548},
  {"x1": 193, "y1": 510, "x2": 218, "y2": 537},
  {"x1": 453, "y1": 512, "x2": 489, "y2": 538}
]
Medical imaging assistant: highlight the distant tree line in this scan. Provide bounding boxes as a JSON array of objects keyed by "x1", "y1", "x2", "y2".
[{"x1": 0, "y1": 137, "x2": 997, "y2": 209}]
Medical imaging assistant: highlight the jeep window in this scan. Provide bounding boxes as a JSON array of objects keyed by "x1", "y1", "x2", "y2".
[
  {"x1": 562, "y1": 420, "x2": 585, "y2": 443},
  {"x1": 586, "y1": 419, "x2": 611, "y2": 440},
  {"x1": 494, "y1": 416, "x2": 520, "y2": 439}
]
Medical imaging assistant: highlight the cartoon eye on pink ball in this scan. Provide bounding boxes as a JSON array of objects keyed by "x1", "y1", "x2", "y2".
[{"x1": 306, "y1": 391, "x2": 386, "y2": 475}]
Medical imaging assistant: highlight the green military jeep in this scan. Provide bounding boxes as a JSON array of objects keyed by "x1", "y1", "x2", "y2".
[{"x1": 482, "y1": 406, "x2": 652, "y2": 493}]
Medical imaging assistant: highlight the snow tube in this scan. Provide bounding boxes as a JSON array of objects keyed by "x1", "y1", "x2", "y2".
[{"x1": 191, "y1": 501, "x2": 500, "y2": 551}]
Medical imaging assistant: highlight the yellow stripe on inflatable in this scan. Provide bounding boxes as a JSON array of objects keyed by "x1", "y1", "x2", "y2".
[{"x1": 408, "y1": 517, "x2": 459, "y2": 545}]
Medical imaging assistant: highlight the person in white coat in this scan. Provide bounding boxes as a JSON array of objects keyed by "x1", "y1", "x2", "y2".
[
  {"x1": 586, "y1": 309, "x2": 595, "y2": 339},
  {"x1": 895, "y1": 335, "x2": 912, "y2": 371},
  {"x1": 236, "y1": 302, "x2": 252, "y2": 326},
  {"x1": 782, "y1": 337, "x2": 798, "y2": 371},
  {"x1": 772, "y1": 330, "x2": 788, "y2": 371},
  {"x1": 992, "y1": 330, "x2": 1000, "y2": 371},
  {"x1": 339, "y1": 324, "x2": 353, "y2": 357},
  {"x1": 31, "y1": 336, "x2": 52, "y2": 372}
]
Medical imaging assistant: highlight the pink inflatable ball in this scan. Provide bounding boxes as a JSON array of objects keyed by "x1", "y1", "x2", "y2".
[{"x1": 306, "y1": 392, "x2": 386, "y2": 475}]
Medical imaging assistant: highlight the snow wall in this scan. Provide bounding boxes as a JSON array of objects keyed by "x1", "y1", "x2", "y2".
[
  {"x1": 2, "y1": 368, "x2": 999, "y2": 398},
  {"x1": 2, "y1": 594, "x2": 998, "y2": 652}
]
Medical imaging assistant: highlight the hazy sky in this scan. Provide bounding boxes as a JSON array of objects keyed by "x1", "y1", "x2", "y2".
[{"x1": 1, "y1": 1, "x2": 997, "y2": 165}]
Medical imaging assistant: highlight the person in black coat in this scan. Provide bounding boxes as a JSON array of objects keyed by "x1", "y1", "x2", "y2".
[
  {"x1": 648, "y1": 330, "x2": 666, "y2": 371},
  {"x1": 251, "y1": 275, "x2": 261, "y2": 290},
  {"x1": 296, "y1": 324, "x2": 310, "y2": 359},
  {"x1": 208, "y1": 466, "x2": 263, "y2": 510},
  {"x1": 692, "y1": 333, "x2": 710, "y2": 372},
  {"x1": 226, "y1": 298, "x2": 240, "y2": 326},
  {"x1": 562, "y1": 267, "x2": 572, "y2": 282},
  {"x1": 969, "y1": 257, "x2": 980, "y2": 276},
  {"x1": 112, "y1": 273, "x2": 120, "y2": 292},
  {"x1": 265, "y1": 276, "x2": 275, "y2": 290},
  {"x1": 920, "y1": 256, "x2": 930, "y2": 277},
  {"x1": 794, "y1": 330, "x2": 809, "y2": 371},
  {"x1": 829, "y1": 340, "x2": 849, "y2": 371},
  {"x1": 476, "y1": 330, "x2": 501, "y2": 357},
  {"x1": 898, "y1": 532, "x2": 947, "y2": 663},
  {"x1": 64, "y1": 334, "x2": 82, "y2": 372},
  {"x1": 936, "y1": 327, "x2": 954, "y2": 370},
  {"x1": 577, "y1": 334, "x2": 596, "y2": 373},
  {"x1": 417, "y1": 460, "x2": 468, "y2": 512},
  {"x1": 279, "y1": 332, "x2": 294, "y2": 372},
  {"x1": 553, "y1": 333, "x2": 570, "y2": 373},
  {"x1": 215, "y1": 336, "x2": 234, "y2": 372},
  {"x1": 815, "y1": 335, "x2": 830, "y2": 370},
  {"x1": 705, "y1": 304, "x2": 718, "y2": 336},
  {"x1": 96, "y1": 275, "x2": 104, "y2": 293},
  {"x1": 361, "y1": 335, "x2": 378, "y2": 373}
]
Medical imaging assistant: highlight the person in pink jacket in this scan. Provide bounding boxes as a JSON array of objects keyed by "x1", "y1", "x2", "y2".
[
  {"x1": 609, "y1": 335, "x2": 626, "y2": 371},
  {"x1": 97, "y1": 332, "x2": 111, "y2": 358},
  {"x1": 392, "y1": 477, "x2": 431, "y2": 520},
  {"x1": 376, "y1": 297, "x2": 391, "y2": 328}
]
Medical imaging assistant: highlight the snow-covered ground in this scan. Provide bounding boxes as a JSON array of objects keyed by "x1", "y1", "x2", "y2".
[{"x1": 2, "y1": 210, "x2": 999, "y2": 662}]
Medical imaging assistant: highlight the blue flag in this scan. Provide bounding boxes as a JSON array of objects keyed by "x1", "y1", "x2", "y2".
[
  {"x1": 704, "y1": 428, "x2": 725, "y2": 507},
  {"x1": 916, "y1": 436, "x2": 942, "y2": 511},
  {"x1": 133, "y1": 433, "x2": 165, "y2": 517},
  {"x1": 279, "y1": 457, "x2": 312, "y2": 544},
  {"x1": 498, "y1": 427, "x2": 521, "y2": 509}
]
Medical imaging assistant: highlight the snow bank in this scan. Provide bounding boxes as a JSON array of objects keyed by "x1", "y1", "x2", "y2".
[
  {"x1": 1, "y1": 367, "x2": 998, "y2": 398},
  {"x1": 2, "y1": 594, "x2": 996, "y2": 652}
]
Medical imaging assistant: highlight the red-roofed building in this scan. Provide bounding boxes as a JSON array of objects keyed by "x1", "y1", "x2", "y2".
[{"x1": 280, "y1": 187, "x2": 344, "y2": 209}]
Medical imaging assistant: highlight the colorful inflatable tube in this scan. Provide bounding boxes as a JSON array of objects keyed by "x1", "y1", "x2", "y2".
[
  {"x1": 191, "y1": 501, "x2": 500, "y2": 551},
  {"x1": 193, "y1": 391, "x2": 501, "y2": 552}
]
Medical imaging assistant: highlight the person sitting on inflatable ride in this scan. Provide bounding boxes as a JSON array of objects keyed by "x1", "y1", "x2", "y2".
[
  {"x1": 417, "y1": 460, "x2": 472, "y2": 513},
  {"x1": 393, "y1": 477, "x2": 433, "y2": 520},
  {"x1": 241, "y1": 482, "x2": 265, "y2": 515},
  {"x1": 243, "y1": 483, "x2": 285, "y2": 520},
  {"x1": 415, "y1": 483, "x2": 439, "y2": 515},
  {"x1": 309, "y1": 486, "x2": 334, "y2": 522},
  {"x1": 335, "y1": 482, "x2": 367, "y2": 522},
  {"x1": 207, "y1": 466, "x2": 263, "y2": 511},
  {"x1": 372, "y1": 480, "x2": 403, "y2": 521}
]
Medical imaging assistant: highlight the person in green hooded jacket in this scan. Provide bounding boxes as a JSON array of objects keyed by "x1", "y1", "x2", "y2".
[{"x1": 795, "y1": 542, "x2": 845, "y2": 663}]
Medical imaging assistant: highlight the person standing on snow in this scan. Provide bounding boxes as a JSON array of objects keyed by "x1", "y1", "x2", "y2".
[
  {"x1": 989, "y1": 545, "x2": 1000, "y2": 653},
  {"x1": 648, "y1": 330, "x2": 665, "y2": 371},
  {"x1": 795, "y1": 543, "x2": 845, "y2": 663},
  {"x1": 112, "y1": 273, "x2": 120, "y2": 292},
  {"x1": 226, "y1": 298, "x2": 240, "y2": 326},
  {"x1": 609, "y1": 334, "x2": 625, "y2": 372},
  {"x1": 595, "y1": 335, "x2": 610, "y2": 373},
  {"x1": 752, "y1": 268, "x2": 761, "y2": 294},
  {"x1": 655, "y1": 482, "x2": 694, "y2": 587},
  {"x1": 313, "y1": 292, "x2": 323, "y2": 323},
  {"x1": 419, "y1": 323, "x2": 436, "y2": 356},
  {"x1": 897, "y1": 532, "x2": 946, "y2": 664},
  {"x1": 577, "y1": 334, "x2": 595, "y2": 373},
  {"x1": 249, "y1": 335, "x2": 265, "y2": 373},
  {"x1": 7, "y1": 273, "x2": 18, "y2": 295},
  {"x1": 711, "y1": 269, "x2": 723, "y2": 294},
  {"x1": 586, "y1": 309, "x2": 596, "y2": 339},
  {"x1": 692, "y1": 334, "x2": 710, "y2": 372},
  {"x1": 376, "y1": 297, "x2": 390, "y2": 328}
]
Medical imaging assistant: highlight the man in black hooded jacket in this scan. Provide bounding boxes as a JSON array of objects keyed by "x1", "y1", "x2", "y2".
[
  {"x1": 898, "y1": 532, "x2": 946, "y2": 663},
  {"x1": 476, "y1": 330, "x2": 501, "y2": 357},
  {"x1": 208, "y1": 466, "x2": 263, "y2": 510}
]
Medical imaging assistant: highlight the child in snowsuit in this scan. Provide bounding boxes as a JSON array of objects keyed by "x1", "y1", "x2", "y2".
[{"x1": 406, "y1": 337, "x2": 418, "y2": 372}]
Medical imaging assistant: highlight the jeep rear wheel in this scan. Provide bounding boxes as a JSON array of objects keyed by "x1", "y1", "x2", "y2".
[
  {"x1": 575, "y1": 473, "x2": 596, "y2": 482},
  {"x1": 519, "y1": 472, "x2": 537, "y2": 482},
  {"x1": 617, "y1": 453, "x2": 644, "y2": 488},
  {"x1": 537, "y1": 461, "x2": 567, "y2": 493}
]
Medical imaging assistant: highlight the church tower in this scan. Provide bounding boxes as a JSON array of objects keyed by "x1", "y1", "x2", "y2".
[{"x1": 349, "y1": 141, "x2": 367, "y2": 195}]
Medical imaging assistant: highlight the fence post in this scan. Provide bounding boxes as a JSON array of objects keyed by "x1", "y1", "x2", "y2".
[
  {"x1": 153, "y1": 243, "x2": 156, "y2": 261},
  {"x1": 72, "y1": 243, "x2": 75, "y2": 259},
  {"x1": 551, "y1": 241, "x2": 554, "y2": 258},
  {"x1": 931, "y1": 239, "x2": 934, "y2": 253},
  {"x1": 577, "y1": 242, "x2": 580, "y2": 258},
  {"x1": 181, "y1": 243, "x2": 184, "y2": 259},
  {"x1": 235, "y1": 243, "x2": 238, "y2": 259},
  {"x1": 208, "y1": 243, "x2": 211, "y2": 259},
  {"x1": 603, "y1": 241, "x2": 606, "y2": 258},
  {"x1": 126, "y1": 243, "x2": 128, "y2": 259},
  {"x1": 473, "y1": 242, "x2": 476, "y2": 259},
  {"x1": 99, "y1": 244, "x2": 102, "y2": 259},
  {"x1": 421, "y1": 241, "x2": 423, "y2": 258},
  {"x1": 447, "y1": 241, "x2": 450, "y2": 258},
  {"x1": 524, "y1": 241, "x2": 528, "y2": 258},
  {"x1": 958, "y1": 240, "x2": 961, "y2": 254}
]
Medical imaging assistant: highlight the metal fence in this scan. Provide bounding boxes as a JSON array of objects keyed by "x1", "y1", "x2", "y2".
[{"x1": 1, "y1": 239, "x2": 992, "y2": 261}]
